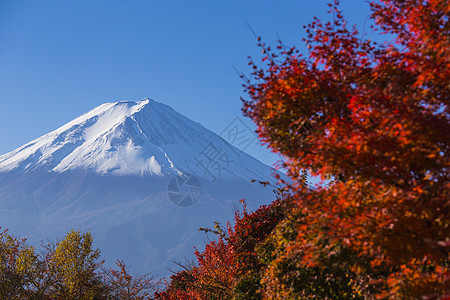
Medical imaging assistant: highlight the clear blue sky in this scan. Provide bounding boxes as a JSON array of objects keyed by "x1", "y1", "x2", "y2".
[{"x1": 0, "y1": 0, "x2": 373, "y2": 167}]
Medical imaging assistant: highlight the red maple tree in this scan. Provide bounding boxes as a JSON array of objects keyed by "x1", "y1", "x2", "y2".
[
  {"x1": 242, "y1": 0, "x2": 449, "y2": 298},
  {"x1": 157, "y1": 1, "x2": 449, "y2": 298}
]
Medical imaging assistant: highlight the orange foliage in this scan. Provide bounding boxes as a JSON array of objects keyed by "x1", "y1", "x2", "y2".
[
  {"x1": 159, "y1": 1, "x2": 449, "y2": 298},
  {"x1": 242, "y1": 0, "x2": 449, "y2": 298}
]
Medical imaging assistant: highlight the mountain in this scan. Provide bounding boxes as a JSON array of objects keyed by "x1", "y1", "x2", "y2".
[{"x1": 0, "y1": 99, "x2": 279, "y2": 276}]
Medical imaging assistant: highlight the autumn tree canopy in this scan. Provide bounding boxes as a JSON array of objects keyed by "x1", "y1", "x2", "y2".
[
  {"x1": 0, "y1": 229, "x2": 156, "y2": 299},
  {"x1": 242, "y1": 0, "x2": 449, "y2": 298},
  {"x1": 159, "y1": 0, "x2": 449, "y2": 299}
]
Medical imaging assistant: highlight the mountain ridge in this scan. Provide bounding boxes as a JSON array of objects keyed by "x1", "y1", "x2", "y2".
[
  {"x1": 0, "y1": 99, "x2": 273, "y2": 182},
  {"x1": 0, "y1": 98, "x2": 279, "y2": 276}
]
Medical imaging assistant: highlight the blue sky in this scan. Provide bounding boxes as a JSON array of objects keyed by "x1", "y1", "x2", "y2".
[{"x1": 0, "y1": 0, "x2": 373, "y2": 167}]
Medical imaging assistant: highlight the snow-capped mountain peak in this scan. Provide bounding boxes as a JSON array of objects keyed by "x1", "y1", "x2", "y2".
[
  {"x1": 1, "y1": 99, "x2": 162, "y2": 175},
  {"x1": 0, "y1": 99, "x2": 271, "y2": 181},
  {"x1": 0, "y1": 98, "x2": 279, "y2": 277}
]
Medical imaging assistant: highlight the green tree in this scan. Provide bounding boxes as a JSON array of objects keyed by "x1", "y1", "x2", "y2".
[
  {"x1": 47, "y1": 229, "x2": 107, "y2": 299},
  {"x1": 0, "y1": 228, "x2": 38, "y2": 299}
]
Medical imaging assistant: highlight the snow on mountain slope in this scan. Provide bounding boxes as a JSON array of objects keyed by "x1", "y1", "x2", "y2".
[
  {"x1": 0, "y1": 99, "x2": 280, "y2": 277},
  {"x1": 0, "y1": 99, "x2": 271, "y2": 181}
]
